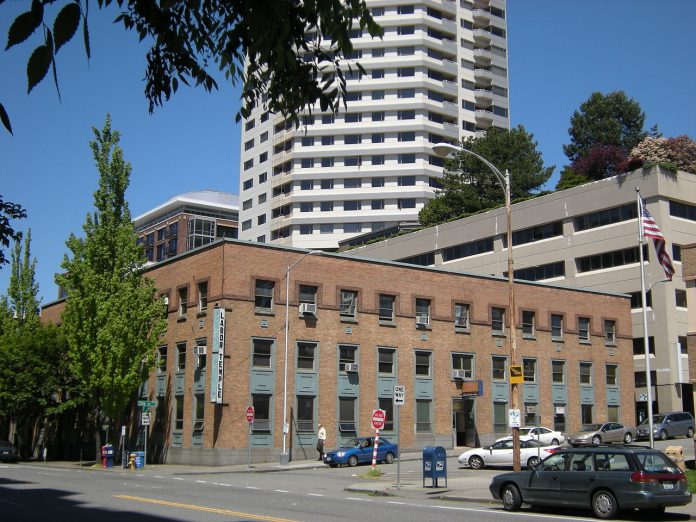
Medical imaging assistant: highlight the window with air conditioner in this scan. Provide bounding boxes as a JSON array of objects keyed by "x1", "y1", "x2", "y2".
[
  {"x1": 415, "y1": 298, "x2": 430, "y2": 327},
  {"x1": 340, "y1": 290, "x2": 357, "y2": 319},
  {"x1": 339, "y1": 344, "x2": 357, "y2": 372},
  {"x1": 452, "y1": 353, "x2": 473, "y2": 380}
]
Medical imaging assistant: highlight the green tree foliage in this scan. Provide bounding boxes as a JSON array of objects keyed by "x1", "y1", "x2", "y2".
[
  {"x1": 555, "y1": 166, "x2": 590, "y2": 191},
  {"x1": 56, "y1": 116, "x2": 166, "y2": 450},
  {"x1": 1, "y1": 0, "x2": 382, "y2": 134},
  {"x1": 0, "y1": 196, "x2": 26, "y2": 267},
  {"x1": 419, "y1": 126, "x2": 554, "y2": 227},
  {"x1": 0, "y1": 233, "x2": 71, "y2": 457}
]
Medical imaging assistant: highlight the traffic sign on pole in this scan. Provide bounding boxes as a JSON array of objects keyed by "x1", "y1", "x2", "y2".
[
  {"x1": 393, "y1": 385, "x2": 405, "y2": 406},
  {"x1": 138, "y1": 400, "x2": 156, "y2": 408},
  {"x1": 141, "y1": 412, "x2": 151, "y2": 426},
  {"x1": 372, "y1": 409, "x2": 386, "y2": 430},
  {"x1": 246, "y1": 406, "x2": 255, "y2": 424}
]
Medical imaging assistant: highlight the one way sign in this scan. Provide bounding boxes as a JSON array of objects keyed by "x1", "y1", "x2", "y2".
[{"x1": 393, "y1": 385, "x2": 405, "y2": 406}]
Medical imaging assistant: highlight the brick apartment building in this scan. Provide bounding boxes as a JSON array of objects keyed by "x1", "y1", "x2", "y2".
[{"x1": 43, "y1": 239, "x2": 634, "y2": 465}]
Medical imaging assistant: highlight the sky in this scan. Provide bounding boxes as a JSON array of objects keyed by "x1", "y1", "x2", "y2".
[{"x1": 1, "y1": 1, "x2": 695, "y2": 305}]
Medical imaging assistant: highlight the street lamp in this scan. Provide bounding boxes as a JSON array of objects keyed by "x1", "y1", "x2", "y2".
[
  {"x1": 280, "y1": 250, "x2": 322, "y2": 465},
  {"x1": 432, "y1": 143, "x2": 521, "y2": 472}
]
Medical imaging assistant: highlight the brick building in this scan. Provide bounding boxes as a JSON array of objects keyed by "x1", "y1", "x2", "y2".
[{"x1": 43, "y1": 239, "x2": 634, "y2": 465}]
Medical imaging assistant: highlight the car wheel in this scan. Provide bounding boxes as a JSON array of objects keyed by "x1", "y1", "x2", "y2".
[
  {"x1": 329, "y1": 463, "x2": 338, "y2": 468},
  {"x1": 623, "y1": 433, "x2": 633, "y2": 444},
  {"x1": 592, "y1": 490, "x2": 619, "y2": 520},
  {"x1": 469, "y1": 455, "x2": 484, "y2": 470},
  {"x1": 592, "y1": 435, "x2": 602, "y2": 445},
  {"x1": 687, "y1": 427, "x2": 694, "y2": 438},
  {"x1": 659, "y1": 430, "x2": 668, "y2": 441},
  {"x1": 527, "y1": 456, "x2": 540, "y2": 469},
  {"x1": 384, "y1": 452, "x2": 395, "y2": 464},
  {"x1": 501, "y1": 484, "x2": 522, "y2": 512},
  {"x1": 551, "y1": 438, "x2": 560, "y2": 446},
  {"x1": 348, "y1": 455, "x2": 359, "y2": 467}
]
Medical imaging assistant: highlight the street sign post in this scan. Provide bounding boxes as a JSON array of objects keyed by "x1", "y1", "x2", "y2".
[
  {"x1": 246, "y1": 406, "x2": 254, "y2": 468},
  {"x1": 141, "y1": 412, "x2": 151, "y2": 426},
  {"x1": 371, "y1": 409, "x2": 386, "y2": 469},
  {"x1": 393, "y1": 385, "x2": 404, "y2": 489},
  {"x1": 137, "y1": 400, "x2": 156, "y2": 408}
]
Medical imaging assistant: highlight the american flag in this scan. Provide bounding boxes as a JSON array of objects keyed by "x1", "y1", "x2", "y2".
[{"x1": 640, "y1": 197, "x2": 675, "y2": 280}]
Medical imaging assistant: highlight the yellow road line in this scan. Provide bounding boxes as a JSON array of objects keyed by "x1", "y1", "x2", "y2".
[{"x1": 114, "y1": 495, "x2": 299, "y2": 522}]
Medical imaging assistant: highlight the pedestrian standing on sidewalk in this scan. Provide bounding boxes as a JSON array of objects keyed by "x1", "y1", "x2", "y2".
[{"x1": 316, "y1": 423, "x2": 326, "y2": 460}]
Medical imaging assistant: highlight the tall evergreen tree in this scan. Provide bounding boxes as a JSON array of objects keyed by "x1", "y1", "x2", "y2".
[
  {"x1": 56, "y1": 116, "x2": 166, "y2": 454},
  {"x1": 419, "y1": 126, "x2": 553, "y2": 227},
  {"x1": 7, "y1": 229, "x2": 39, "y2": 325}
]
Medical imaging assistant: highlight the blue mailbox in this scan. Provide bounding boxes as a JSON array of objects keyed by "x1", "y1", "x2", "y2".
[{"x1": 422, "y1": 446, "x2": 447, "y2": 487}]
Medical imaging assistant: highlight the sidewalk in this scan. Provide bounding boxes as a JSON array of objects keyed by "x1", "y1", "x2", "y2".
[{"x1": 20, "y1": 451, "x2": 696, "y2": 519}]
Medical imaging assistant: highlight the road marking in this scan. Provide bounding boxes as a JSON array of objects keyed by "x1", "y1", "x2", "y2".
[
  {"x1": 172, "y1": 477, "x2": 184, "y2": 480},
  {"x1": 114, "y1": 495, "x2": 299, "y2": 522},
  {"x1": 346, "y1": 497, "x2": 373, "y2": 502},
  {"x1": 387, "y1": 501, "x2": 407, "y2": 505},
  {"x1": 246, "y1": 486, "x2": 260, "y2": 490},
  {"x1": 275, "y1": 489, "x2": 289, "y2": 493},
  {"x1": 307, "y1": 493, "x2": 323, "y2": 497},
  {"x1": 195, "y1": 480, "x2": 208, "y2": 484}
]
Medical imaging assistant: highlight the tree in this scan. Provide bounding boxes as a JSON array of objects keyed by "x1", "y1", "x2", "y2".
[
  {"x1": 419, "y1": 126, "x2": 554, "y2": 227},
  {"x1": 0, "y1": 233, "x2": 71, "y2": 457},
  {"x1": 0, "y1": 196, "x2": 26, "y2": 267},
  {"x1": 562, "y1": 91, "x2": 651, "y2": 180},
  {"x1": 56, "y1": 116, "x2": 166, "y2": 455},
  {"x1": 1, "y1": 0, "x2": 382, "y2": 135},
  {"x1": 628, "y1": 135, "x2": 696, "y2": 173}
]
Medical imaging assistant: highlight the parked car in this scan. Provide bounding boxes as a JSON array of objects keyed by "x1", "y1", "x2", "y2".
[
  {"x1": 489, "y1": 445, "x2": 692, "y2": 519},
  {"x1": 323, "y1": 437, "x2": 398, "y2": 467},
  {"x1": 0, "y1": 440, "x2": 17, "y2": 463},
  {"x1": 567, "y1": 422, "x2": 634, "y2": 446},
  {"x1": 636, "y1": 412, "x2": 695, "y2": 441},
  {"x1": 495, "y1": 426, "x2": 565, "y2": 446},
  {"x1": 457, "y1": 438, "x2": 560, "y2": 470}
]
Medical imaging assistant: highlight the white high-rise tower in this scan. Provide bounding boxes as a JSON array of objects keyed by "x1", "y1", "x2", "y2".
[{"x1": 238, "y1": 0, "x2": 509, "y2": 248}]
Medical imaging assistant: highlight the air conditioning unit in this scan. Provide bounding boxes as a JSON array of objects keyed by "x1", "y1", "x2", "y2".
[
  {"x1": 415, "y1": 314, "x2": 429, "y2": 326},
  {"x1": 162, "y1": 296, "x2": 169, "y2": 306},
  {"x1": 299, "y1": 303, "x2": 317, "y2": 316},
  {"x1": 194, "y1": 345, "x2": 207, "y2": 356},
  {"x1": 344, "y1": 363, "x2": 359, "y2": 373},
  {"x1": 451, "y1": 369, "x2": 467, "y2": 380}
]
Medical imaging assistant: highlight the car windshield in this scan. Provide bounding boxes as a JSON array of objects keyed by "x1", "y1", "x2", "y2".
[
  {"x1": 341, "y1": 438, "x2": 364, "y2": 448},
  {"x1": 635, "y1": 452, "x2": 680, "y2": 473},
  {"x1": 526, "y1": 439, "x2": 543, "y2": 448},
  {"x1": 519, "y1": 428, "x2": 533, "y2": 436},
  {"x1": 639, "y1": 415, "x2": 665, "y2": 426},
  {"x1": 581, "y1": 424, "x2": 602, "y2": 432}
]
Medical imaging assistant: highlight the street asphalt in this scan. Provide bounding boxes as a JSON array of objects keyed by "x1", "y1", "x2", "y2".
[{"x1": 14, "y1": 448, "x2": 696, "y2": 519}]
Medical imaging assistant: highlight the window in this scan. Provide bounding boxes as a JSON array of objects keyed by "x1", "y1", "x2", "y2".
[
  {"x1": 378, "y1": 399, "x2": 395, "y2": 431},
  {"x1": 670, "y1": 200, "x2": 696, "y2": 221},
  {"x1": 320, "y1": 201, "x2": 334, "y2": 212},
  {"x1": 252, "y1": 395, "x2": 271, "y2": 432},
  {"x1": 301, "y1": 158, "x2": 314, "y2": 168},
  {"x1": 344, "y1": 201, "x2": 361, "y2": 211},
  {"x1": 512, "y1": 262, "x2": 565, "y2": 282},
  {"x1": 322, "y1": 114, "x2": 335, "y2": 124},
  {"x1": 301, "y1": 136, "x2": 314, "y2": 146},
  {"x1": 242, "y1": 198, "x2": 253, "y2": 211},
  {"x1": 321, "y1": 135, "x2": 334, "y2": 146},
  {"x1": 398, "y1": 175, "x2": 416, "y2": 186},
  {"x1": 633, "y1": 336, "x2": 655, "y2": 355},
  {"x1": 338, "y1": 344, "x2": 357, "y2": 371},
  {"x1": 604, "y1": 320, "x2": 616, "y2": 345},
  {"x1": 252, "y1": 338, "x2": 273, "y2": 368},
  {"x1": 340, "y1": 290, "x2": 358, "y2": 318},
  {"x1": 493, "y1": 402, "x2": 508, "y2": 434},
  {"x1": 454, "y1": 303, "x2": 470, "y2": 329},
  {"x1": 300, "y1": 180, "x2": 313, "y2": 191},
  {"x1": 581, "y1": 404, "x2": 593, "y2": 425},
  {"x1": 241, "y1": 219, "x2": 252, "y2": 231},
  {"x1": 158, "y1": 346, "x2": 167, "y2": 373},
  {"x1": 578, "y1": 317, "x2": 591, "y2": 343},
  {"x1": 398, "y1": 109, "x2": 415, "y2": 120},
  {"x1": 673, "y1": 244, "x2": 682, "y2": 262},
  {"x1": 296, "y1": 396, "x2": 314, "y2": 432},
  {"x1": 416, "y1": 400, "x2": 431, "y2": 432},
  {"x1": 452, "y1": 353, "x2": 473, "y2": 379},
  {"x1": 576, "y1": 245, "x2": 646, "y2": 273},
  {"x1": 492, "y1": 356, "x2": 506, "y2": 380},
  {"x1": 629, "y1": 290, "x2": 652, "y2": 308},
  {"x1": 321, "y1": 179, "x2": 334, "y2": 189},
  {"x1": 297, "y1": 342, "x2": 316, "y2": 370},
  {"x1": 178, "y1": 286, "x2": 188, "y2": 318},
  {"x1": 344, "y1": 223, "x2": 361, "y2": 233},
  {"x1": 260, "y1": 131, "x2": 268, "y2": 142},
  {"x1": 415, "y1": 298, "x2": 430, "y2": 325},
  {"x1": 177, "y1": 342, "x2": 186, "y2": 371},
  {"x1": 344, "y1": 178, "x2": 362, "y2": 189},
  {"x1": 197, "y1": 281, "x2": 208, "y2": 312},
  {"x1": 397, "y1": 87, "x2": 415, "y2": 97},
  {"x1": 157, "y1": 228, "x2": 165, "y2": 241},
  {"x1": 255, "y1": 280, "x2": 274, "y2": 310},
  {"x1": 397, "y1": 25, "x2": 415, "y2": 35},
  {"x1": 194, "y1": 393, "x2": 205, "y2": 431},
  {"x1": 523, "y1": 358, "x2": 536, "y2": 382},
  {"x1": 372, "y1": 177, "x2": 385, "y2": 188},
  {"x1": 378, "y1": 348, "x2": 395, "y2": 374},
  {"x1": 442, "y1": 237, "x2": 494, "y2": 261},
  {"x1": 320, "y1": 224, "x2": 333, "y2": 234},
  {"x1": 243, "y1": 178, "x2": 253, "y2": 190},
  {"x1": 379, "y1": 294, "x2": 395, "y2": 322},
  {"x1": 415, "y1": 350, "x2": 431, "y2": 376},
  {"x1": 300, "y1": 202, "x2": 313, "y2": 213},
  {"x1": 345, "y1": 134, "x2": 362, "y2": 144},
  {"x1": 679, "y1": 336, "x2": 688, "y2": 354},
  {"x1": 259, "y1": 152, "x2": 268, "y2": 163},
  {"x1": 371, "y1": 133, "x2": 385, "y2": 144},
  {"x1": 606, "y1": 364, "x2": 618, "y2": 386},
  {"x1": 579, "y1": 362, "x2": 592, "y2": 385},
  {"x1": 243, "y1": 158, "x2": 254, "y2": 171},
  {"x1": 372, "y1": 69, "x2": 384, "y2": 79},
  {"x1": 552, "y1": 360, "x2": 565, "y2": 383},
  {"x1": 491, "y1": 307, "x2": 505, "y2": 334},
  {"x1": 398, "y1": 131, "x2": 415, "y2": 141},
  {"x1": 299, "y1": 285, "x2": 317, "y2": 307},
  {"x1": 522, "y1": 311, "x2": 535, "y2": 337},
  {"x1": 398, "y1": 154, "x2": 416, "y2": 164},
  {"x1": 321, "y1": 157, "x2": 334, "y2": 168},
  {"x1": 397, "y1": 4, "x2": 414, "y2": 14},
  {"x1": 175, "y1": 396, "x2": 184, "y2": 430},
  {"x1": 339, "y1": 397, "x2": 356, "y2": 432},
  {"x1": 634, "y1": 370, "x2": 657, "y2": 388},
  {"x1": 345, "y1": 113, "x2": 362, "y2": 123},
  {"x1": 258, "y1": 193, "x2": 267, "y2": 204},
  {"x1": 551, "y1": 314, "x2": 563, "y2": 340},
  {"x1": 372, "y1": 111, "x2": 385, "y2": 122},
  {"x1": 676, "y1": 289, "x2": 687, "y2": 308}
]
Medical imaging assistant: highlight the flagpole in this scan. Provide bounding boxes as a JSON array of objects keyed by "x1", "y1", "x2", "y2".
[{"x1": 636, "y1": 188, "x2": 655, "y2": 449}]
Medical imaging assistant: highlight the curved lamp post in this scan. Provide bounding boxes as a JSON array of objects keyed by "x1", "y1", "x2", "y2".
[
  {"x1": 280, "y1": 250, "x2": 322, "y2": 465},
  {"x1": 432, "y1": 143, "x2": 521, "y2": 472}
]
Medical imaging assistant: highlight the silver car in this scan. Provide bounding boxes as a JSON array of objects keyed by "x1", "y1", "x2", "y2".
[{"x1": 567, "y1": 422, "x2": 634, "y2": 447}]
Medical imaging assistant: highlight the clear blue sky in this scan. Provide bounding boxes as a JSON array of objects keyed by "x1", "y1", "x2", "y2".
[{"x1": 1, "y1": 1, "x2": 694, "y2": 304}]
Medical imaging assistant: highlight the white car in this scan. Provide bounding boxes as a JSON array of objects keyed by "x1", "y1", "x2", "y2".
[
  {"x1": 457, "y1": 439, "x2": 560, "y2": 470},
  {"x1": 494, "y1": 426, "x2": 565, "y2": 446}
]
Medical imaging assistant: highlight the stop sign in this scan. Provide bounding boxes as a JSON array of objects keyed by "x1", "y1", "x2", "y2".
[
  {"x1": 246, "y1": 406, "x2": 255, "y2": 424},
  {"x1": 372, "y1": 409, "x2": 386, "y2": 430}
]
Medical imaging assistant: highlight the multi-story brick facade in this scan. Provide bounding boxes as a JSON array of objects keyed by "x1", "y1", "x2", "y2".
[{"x1": 43, "y1": 239, "x2": 634, "y2": 465}]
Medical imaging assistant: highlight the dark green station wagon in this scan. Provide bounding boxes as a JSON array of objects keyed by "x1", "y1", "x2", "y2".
[{"x1": 489, "y1": 445, "x2": 691, "y2": 519}]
